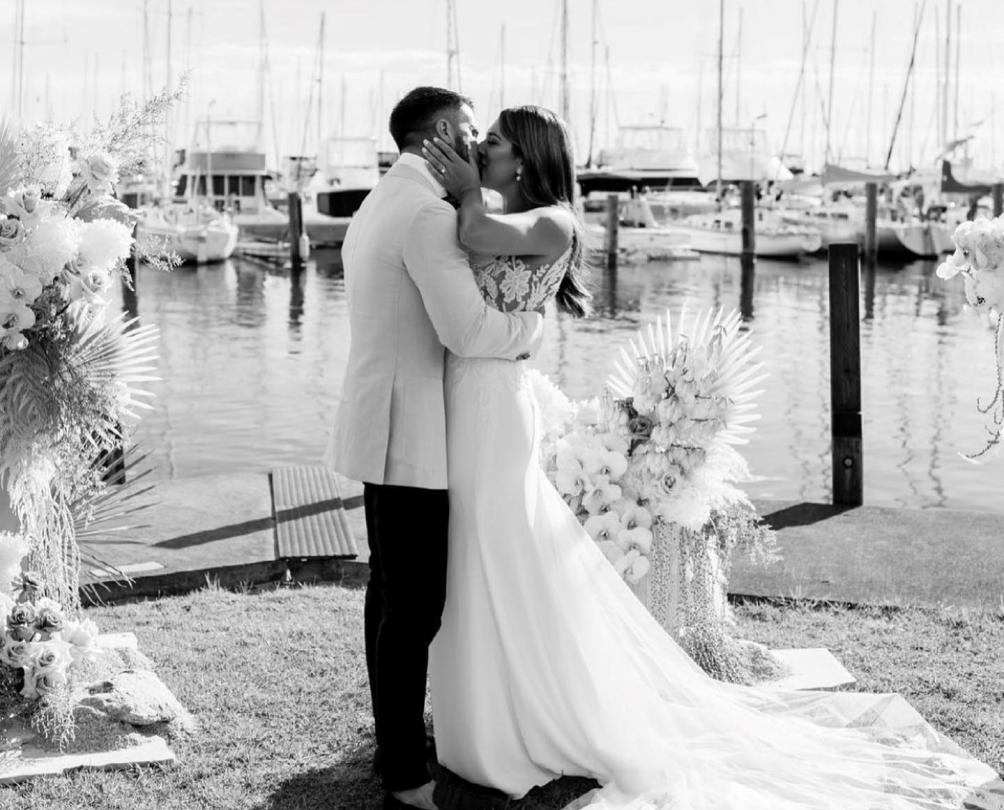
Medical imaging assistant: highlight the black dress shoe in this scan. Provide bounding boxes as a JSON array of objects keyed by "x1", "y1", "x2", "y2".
[
  {"x1": 433, "y1": 765, "x2": 518, "y2": 810},
  {"x1": 373, "y1": 734, "x2": 437, "y2": 777},
  {"x1": 382, "y1": 793, "x2": 430, "y2": 810}
]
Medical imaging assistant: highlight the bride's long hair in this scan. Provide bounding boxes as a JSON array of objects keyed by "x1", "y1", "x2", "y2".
[{"x1": 498, "y1": 105, "x2": 591, "y2": 318}]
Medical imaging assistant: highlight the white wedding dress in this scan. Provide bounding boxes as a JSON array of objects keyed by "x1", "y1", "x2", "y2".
[{"x1": 428, "y1": 244, "x2": 999, "y2": 810}]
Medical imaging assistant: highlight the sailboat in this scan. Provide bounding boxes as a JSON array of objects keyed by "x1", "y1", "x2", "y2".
[
  {"x1": 135, "y1": 202, "x2": 239, "y2": 264},
  {"x1": 133, "y1": 1, "x2": 239, "y2": 264},
  {"x1": 677, "y1": 0, "x2": 819, "y2": 259}
]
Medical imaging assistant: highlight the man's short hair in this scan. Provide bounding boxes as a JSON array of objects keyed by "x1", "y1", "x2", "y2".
[{"x1": 388, "y1": 86, "x2": 473, "y2": 151}]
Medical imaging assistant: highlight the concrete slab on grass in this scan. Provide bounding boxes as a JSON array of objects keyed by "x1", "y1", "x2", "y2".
[
  {"x1": 765, "y1": 648, "x2": 856, "y2": 691},
  {"x1": 0, "y1": 732, "x2": 174, "y2": 784}
]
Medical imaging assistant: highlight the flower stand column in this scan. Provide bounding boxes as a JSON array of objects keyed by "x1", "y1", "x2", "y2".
[{"x1": 0, "y1": 481, "x2": 17, "y2": 535}]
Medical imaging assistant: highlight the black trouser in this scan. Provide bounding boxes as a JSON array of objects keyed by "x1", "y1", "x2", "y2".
[{"x1": 363, "y1": 482, "x2": 449, "y2": 792}]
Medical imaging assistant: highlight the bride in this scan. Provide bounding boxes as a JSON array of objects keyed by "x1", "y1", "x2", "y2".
[{"x1": 420, "y1": 105, "x2": 998, "y2": 809}]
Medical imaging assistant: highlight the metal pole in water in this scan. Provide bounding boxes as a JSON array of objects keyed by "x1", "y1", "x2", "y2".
[
  {"x1": 828, "y1": 242, "x2": 863, "y2": 507},
  {"x1": 605, "y1": 193, "x2": 619, "y2": 274},
  {"x1": 864, "y1": 182, "x2": 878, "y2": 265}
]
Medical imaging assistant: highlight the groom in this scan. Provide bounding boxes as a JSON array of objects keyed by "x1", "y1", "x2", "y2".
[{"x1": 330, "y1": 87, "x2": 545, "y2": 810}]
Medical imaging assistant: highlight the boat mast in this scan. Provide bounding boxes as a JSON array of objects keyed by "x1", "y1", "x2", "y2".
[
  {"x1": 258, "y1": 0, "x2": 266, "y2": 146},
  {"x1": 865, "y1": 10, "x2": 875, "y2": 166},
  {"x1": 12, "y1": 0, "x2": 25, "y2": 120},
  {"x1": 800, "y1": 0, "x2": 807, "y2": 158},
  {"x1": 942, "y1": 1, "x2": 950, "y2": 154},
  {"x1": 824, "y1": 0, "x2": 838, "y2": 166},
  {"x1": 560, "y1": 0, "x2": 569, "y2": 123},
  {"x1": 586, "y1": 0, "x2": 597, "y2": 166},
  {"x1": 318, "y1": 12, "x2": 325, "y2": 156},
  {"x1": 953, "y1": 2, "x2": 960, "y2": 146},
  {"x1": 164, "y1": 0, "x2": 173, "y2": 199},
  {"x1": 734, "y1": 6, "x2": 743, "y2": 126},
  {"x1": 604, "y1": 45, "x2": 613, "y2": 150},
  {"x1": 716, "y1": 0, "x2": 724, "y2": 202},
  {"x1": 185, "y1": 6, "x2": 193, "y2": 150},
  {"x1": 500, "y1": 24, "x2": 507, "y2": 109},
  {"x1": 446, "y1": 0, "x2": 462, "y2": 91}
]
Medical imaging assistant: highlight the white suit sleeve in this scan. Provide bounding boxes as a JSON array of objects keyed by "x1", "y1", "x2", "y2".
[{"x1": 403, "y1": 199, "x2": 545, "y2": 359}]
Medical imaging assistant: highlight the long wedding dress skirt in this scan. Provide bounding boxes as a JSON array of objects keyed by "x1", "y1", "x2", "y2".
[{"x1": 428, "y1": 355, "x2": 998, "y2": 810}]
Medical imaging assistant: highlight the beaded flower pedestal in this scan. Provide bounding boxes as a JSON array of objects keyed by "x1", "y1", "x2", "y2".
[
  {"x1": 0, "y1": 632, "x2": 192, "y2": 783},
  {"x1": 629, "y1": 521, "x2": 788, "y2": 685}
]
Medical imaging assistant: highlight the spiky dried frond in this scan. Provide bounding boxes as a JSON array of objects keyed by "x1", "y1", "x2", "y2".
[
  {"x1": 607, "y1": 306, "x2": 766, "y2": 446},
  {"x1": 0, "y1": 121, "x2": 21, "y2": 193}
]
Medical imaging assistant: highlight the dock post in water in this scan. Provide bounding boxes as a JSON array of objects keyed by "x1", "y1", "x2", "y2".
[
  {"x1": 605, "y1": 193, "x2": 619, "y2": 273},
  {"x1": 828, "y1": 242, "x2": 863, "y2": 507},
  {"x1": 739, "y1": 180, "x2": 756, "y2": 320},
  {"x1": 288, "y1": 191, "x2": 305, "y2": 270},
  {"x1": 994, "y1": 183, "x2": 1004, "y2": 218},
  {"x1": 864, "y1": 182, "x2": 878, "y2": 266}
]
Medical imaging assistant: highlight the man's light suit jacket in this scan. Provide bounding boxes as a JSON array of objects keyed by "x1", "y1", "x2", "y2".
[{"x1": 331, "y1": 153, "x2": 544, "y2": 489}]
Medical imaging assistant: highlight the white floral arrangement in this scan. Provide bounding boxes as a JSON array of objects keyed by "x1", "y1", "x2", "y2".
[
  {"x1": 0, "y1": 90, "x2": 180, "y2": 612},
  {"x1": 0, "y1": 531, "x2": 99, "y2": 745},
  {"x1": 937, "y1": 216, "x2": 1004, "y2": 459},
  {"x1": 531, "y1": 307, "x2": 775, "y2": 585}
]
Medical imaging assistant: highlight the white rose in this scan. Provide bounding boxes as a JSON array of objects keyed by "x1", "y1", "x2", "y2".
[{"x1": 0, "y1": 218, "x2": 25, "y2": 248}]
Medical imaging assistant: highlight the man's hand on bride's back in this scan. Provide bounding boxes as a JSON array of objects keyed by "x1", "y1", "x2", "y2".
[{"x1": 422, "y1": 137, "x2": 481, "y2": 200}]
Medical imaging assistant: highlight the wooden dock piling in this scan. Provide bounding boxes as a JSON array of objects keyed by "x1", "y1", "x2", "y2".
[
  {"x1": 288, "y1": 191, "x2": 305, "y2": 270},
  {"x1": 828, "y1": 242, "x2": 863, "y2": 507},
  {"x1": 739, "y1": 181, "x2": 756, "y2": 320},
  {"x1": 740, "y1": 180, "x2": 756, "y2": 259},
  {"x1": 605, "y1": 194, "x2": 619, "y2": 272}
]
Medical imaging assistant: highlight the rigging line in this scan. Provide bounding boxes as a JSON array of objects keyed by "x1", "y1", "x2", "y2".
[
  {"x1": 884, "y1": 0, "x2": 928, "y2": 171},
  {"x1": 775, "y1": 0, "x2": 820, "y2": 179},
  {"x1": 596, "y1": 0, "x2": 618, "y2": 129},
  {"x1": 541, "y1": 0, "x2": 561, "y2": 104},
  {"x1": 298, "y1": 18, "x2": 326, "y2": 165}
]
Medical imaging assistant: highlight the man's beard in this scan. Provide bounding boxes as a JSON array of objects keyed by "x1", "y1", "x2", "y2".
[{"x1": 453, "y1": 135, "x2": 471, "y2": 164}]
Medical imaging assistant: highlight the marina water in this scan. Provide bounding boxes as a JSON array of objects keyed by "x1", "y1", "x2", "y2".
[{"x1": 113, "y1": 250, "x2": 1004, "y2": 516}]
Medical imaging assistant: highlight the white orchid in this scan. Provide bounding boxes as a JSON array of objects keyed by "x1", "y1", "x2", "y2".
[
  {"x1": 582, "y1": 482, "x2": 622, "y2": 515},
  {"x1": 617, "y1": 526, "x2": 653, "y2": 556},
  {"x1": 584, "y1": 511, "x2": 623, "y2": 543}
]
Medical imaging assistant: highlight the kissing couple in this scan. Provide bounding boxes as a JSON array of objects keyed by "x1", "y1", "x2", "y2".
[{"x1": 331, "y1": 86, "x2": 997, "y2": 810}]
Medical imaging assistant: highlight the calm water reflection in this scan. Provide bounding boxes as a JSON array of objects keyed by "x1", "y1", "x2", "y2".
[{"x1": 111, "y1": 249, "x2": 1004, "y2": 515}]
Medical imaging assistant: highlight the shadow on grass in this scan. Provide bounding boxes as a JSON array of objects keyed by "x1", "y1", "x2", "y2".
[{"x1": 258, "y1": 738, "x2": 381, "y2": 810}]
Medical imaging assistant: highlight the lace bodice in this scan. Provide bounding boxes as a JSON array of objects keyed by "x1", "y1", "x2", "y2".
[{"x1": 472, "y1": 238, "x2": 575, "y2": 313}]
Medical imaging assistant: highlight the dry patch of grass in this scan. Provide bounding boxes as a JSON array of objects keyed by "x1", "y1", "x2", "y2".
[{"x1": 0, "y1": 584, "x2": 999, "y2": 810}]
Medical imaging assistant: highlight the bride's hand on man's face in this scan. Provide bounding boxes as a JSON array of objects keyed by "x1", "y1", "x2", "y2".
[{"x1": 422, "y1": 137, "x2": 481, "y2": 199}]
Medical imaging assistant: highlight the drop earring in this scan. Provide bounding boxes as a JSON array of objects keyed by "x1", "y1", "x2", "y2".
[{"x1": 515, "y1": 167, "x2": 523, "y2": 182}]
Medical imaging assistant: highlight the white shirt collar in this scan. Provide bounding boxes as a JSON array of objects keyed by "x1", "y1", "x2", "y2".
[{"x1": 397, "y1": 151, "x2": 447, "y2": 198}]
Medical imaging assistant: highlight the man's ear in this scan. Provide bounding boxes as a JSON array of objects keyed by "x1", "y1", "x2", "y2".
[{"x1": 435, "y1": 117, "x2": 453, "y2": 142}]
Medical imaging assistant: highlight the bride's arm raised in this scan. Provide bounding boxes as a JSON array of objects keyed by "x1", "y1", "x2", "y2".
[{"x1": 422, "y1": 136, "x2": 573, "y2": 259}]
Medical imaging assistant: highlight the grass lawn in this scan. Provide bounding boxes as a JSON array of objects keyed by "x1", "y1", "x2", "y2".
[{"x1": 1, "y1": 582, "x2": 1001, "y2": 810}]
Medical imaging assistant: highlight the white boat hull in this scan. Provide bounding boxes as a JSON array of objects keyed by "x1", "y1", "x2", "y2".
[
  {"x1": 676, "y1": 224, "x2": 821, "y2": 258},
  {"x1": 137, "y1": 220, "x2": 239, "y2": 263},
  {"x1": 875, "y1": 221, "x2": 952, "y2": 259},
  {"x1": 587, "y1": 224, "x2": 699, "y2": 262}
]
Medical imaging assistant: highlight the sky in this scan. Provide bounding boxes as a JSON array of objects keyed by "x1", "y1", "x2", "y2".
[{"x1": 6, "y1": 0, "x2": 1004, "y2": 175}]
